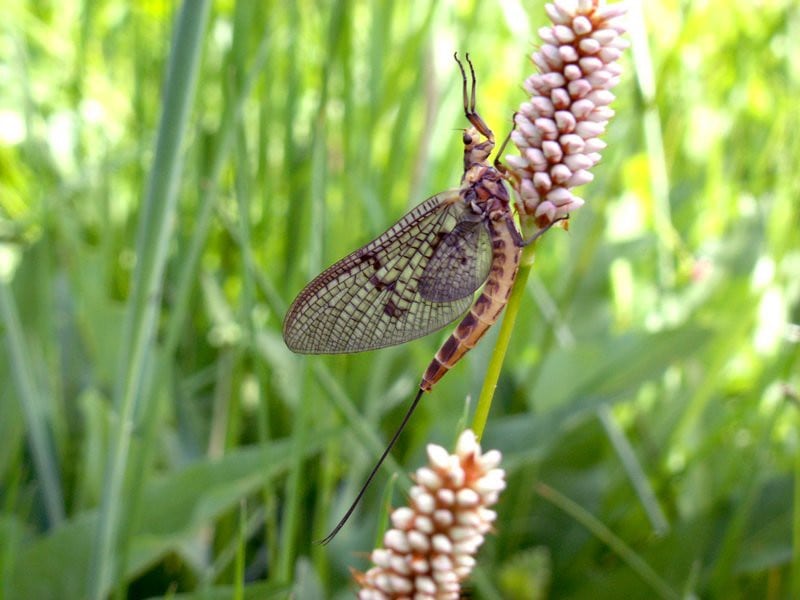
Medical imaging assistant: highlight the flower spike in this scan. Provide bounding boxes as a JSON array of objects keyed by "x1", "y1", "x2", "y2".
[
  {"x1": 507, "y1": 0, "x2": 628, "y2": 227},
  {"x1": 355, "y1": 430, "x2": 505, "y2": 599}
]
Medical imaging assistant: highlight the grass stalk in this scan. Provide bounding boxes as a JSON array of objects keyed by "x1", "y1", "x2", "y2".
[
  {"x1": 794, "y1": 419, "x2": 800, "y2": 598},
  {"x1": 0, "y1": 280, "x2": 64, "y2": 526},
  {"x1": 597, "y1": 403, "x2": 669, "y2": 535},
  {"x1": 536, "y1": 482, "x2": 679, "y2": 600},
  {"x1": 87, "y1": 3, "x2": 211, "y2": 597}
]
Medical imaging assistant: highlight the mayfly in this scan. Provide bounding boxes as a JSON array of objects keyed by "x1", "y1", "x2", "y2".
[{"x1": 283, "y1": 54, "x2": 559, "y2": 542}]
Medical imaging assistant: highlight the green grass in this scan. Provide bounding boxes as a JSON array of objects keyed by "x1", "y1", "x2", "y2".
[{"x1": 1, "y1": 1, "x2": 799, "y2": 598}]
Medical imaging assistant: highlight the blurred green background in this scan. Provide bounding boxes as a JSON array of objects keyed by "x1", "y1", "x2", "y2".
[{"x1": 1, "y1": 0, "x2": 799, "y2": 598}]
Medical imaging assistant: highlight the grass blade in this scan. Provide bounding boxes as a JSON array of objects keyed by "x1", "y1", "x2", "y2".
[
  {"x1": 0, "y1": 280, "x2": 64, "y2": 526},
  {"x1": 88, "y1": 3, "x2": 212, "y2": 597}
]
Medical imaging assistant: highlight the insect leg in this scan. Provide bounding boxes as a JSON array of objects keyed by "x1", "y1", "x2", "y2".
[
  {"x1": 466, "y1": 53, "x2": 477, "y2": 114},
  {"x1": 454, "y1": 52, "x2": 493, "y2": 141},
  {"x1": 493, "y1": 111, "x2": 518, "y2": 172},
  {"x1": 519, "y1": 216, "x2": 569, "y2": 246},
  {"x1": 455, "y1": 51, "x2": 470, "y2": 117}
]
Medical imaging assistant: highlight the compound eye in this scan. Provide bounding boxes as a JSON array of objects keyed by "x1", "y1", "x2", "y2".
[{"x1": 462, "y1": 131, "x2": 472, "y2": 145}]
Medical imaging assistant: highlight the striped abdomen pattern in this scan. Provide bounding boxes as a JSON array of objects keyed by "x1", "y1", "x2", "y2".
[{"x1": 420, "y1": 213, "x2": 521, "y2": 391}]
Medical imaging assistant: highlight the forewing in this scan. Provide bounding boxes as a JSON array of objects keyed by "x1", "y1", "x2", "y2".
[
  {"x1": 283, "y1": 190, "x2": 473, "y2": 354},
  {"x1": 417, "y1": 218, "x2": 492, "y2": 302}
]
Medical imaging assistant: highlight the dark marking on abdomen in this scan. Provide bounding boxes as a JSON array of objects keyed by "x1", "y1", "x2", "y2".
[
  {"x1": 437, "y1": 335, "x2": 461, "y2": 364},
  {"x1": 471, "y1": 294, "x2": 493, "y2": 318},
  {"x1": 421, "y1": 358, "x2": 445, "y2": 391},
  {"x1": 455, "y1": 312, "x2": 478, "y2": 337}
]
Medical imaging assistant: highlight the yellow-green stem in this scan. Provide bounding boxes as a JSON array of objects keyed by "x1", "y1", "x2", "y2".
[{"x1": 471, "y1": 239, "x2": 539, "y2": 439}]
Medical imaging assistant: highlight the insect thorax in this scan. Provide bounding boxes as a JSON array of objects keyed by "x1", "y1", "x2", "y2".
[{"x1": 461, "y1": 163, "x2": 511, "y2": 222}]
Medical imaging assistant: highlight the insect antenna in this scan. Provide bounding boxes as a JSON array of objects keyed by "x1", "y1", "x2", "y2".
[{"x1": 319, "y1": 388, "x2": 426, "y2": 544}]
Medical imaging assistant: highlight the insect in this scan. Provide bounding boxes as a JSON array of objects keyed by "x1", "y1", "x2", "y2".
[{"x1": 283, "y1": 54, "x2": 559, "y2": 542}]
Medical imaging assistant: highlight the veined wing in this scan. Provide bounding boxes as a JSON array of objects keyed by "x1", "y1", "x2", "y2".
[
  {"x1": 418, "y1": 218, "x2": 492, "y2": 302},
  {"x1": 283, "y1": 190, "x2": 491, "y2": 354}
]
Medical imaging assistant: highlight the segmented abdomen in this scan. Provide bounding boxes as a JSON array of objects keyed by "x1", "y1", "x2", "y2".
[{"x1": 420, "y1": 214, "x2": 521, "y2": 391}]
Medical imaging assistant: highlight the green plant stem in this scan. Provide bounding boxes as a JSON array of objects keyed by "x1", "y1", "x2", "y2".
[{"x1": 471, "y1": 239, "x2": 539, "y2": 440}]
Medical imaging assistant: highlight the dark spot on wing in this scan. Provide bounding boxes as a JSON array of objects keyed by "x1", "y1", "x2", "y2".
[
  {"x1": 359, "y1": 251, "x2": 381, "y2": 270},
  {"x1": 369, "y1": 273, "x2": 396, "y2": 292},
  {"x1": 383, "y1": 299, "x2": 406, "y2": 318}
]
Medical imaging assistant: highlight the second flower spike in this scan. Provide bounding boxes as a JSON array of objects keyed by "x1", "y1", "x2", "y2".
[{"x1": 355, "y1": 430, "x2": 506, "y2": 599}]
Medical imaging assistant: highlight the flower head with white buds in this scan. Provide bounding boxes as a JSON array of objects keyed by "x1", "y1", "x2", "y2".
[
  {"x1": 507, "y1": 0, "x2": 628, "y2": 227},
  {"x1": 355, "y1": 430, "x2": 505, "y2": 599}
]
